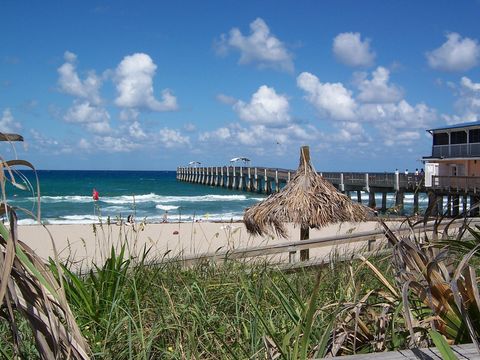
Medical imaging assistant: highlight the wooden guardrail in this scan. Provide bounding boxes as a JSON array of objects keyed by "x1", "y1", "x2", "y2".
[{"x1": 175, "y1": 218, "x2": 477, "y2": 268}]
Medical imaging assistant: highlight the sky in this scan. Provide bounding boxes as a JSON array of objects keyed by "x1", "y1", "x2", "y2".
[{"x1": 1, "y1": 0, "x2": 480, "y2": 171}]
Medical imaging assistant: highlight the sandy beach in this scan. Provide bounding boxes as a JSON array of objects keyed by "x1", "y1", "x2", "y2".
[{"x1": 17, "y1": 220, "x2": 388, "y2": 267}]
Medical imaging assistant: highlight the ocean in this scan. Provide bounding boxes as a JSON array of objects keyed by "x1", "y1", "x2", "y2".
[
  {"x1": 4, "y1": 170, "x2": 437, "y2": 225},
  {"x1": 6, "y1": 170, "x2": 266, "y2": 225}
]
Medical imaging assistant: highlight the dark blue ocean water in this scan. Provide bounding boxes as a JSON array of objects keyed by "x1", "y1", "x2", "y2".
[{"x1": 5, "y1": 170, "x2": 266, "y2": 224}]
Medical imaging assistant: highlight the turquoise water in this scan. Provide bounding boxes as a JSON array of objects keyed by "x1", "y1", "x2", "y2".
[
  {"x1": 3, "y1": 170, "x2": 441, "y2": 225},
  {"x1": 6, "y1": 171, "x2": 266, "y2": 224}
]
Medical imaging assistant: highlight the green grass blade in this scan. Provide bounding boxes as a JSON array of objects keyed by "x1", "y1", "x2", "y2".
[{"x1": 428, "y1": 330, "x2": 458, "y2": 360}]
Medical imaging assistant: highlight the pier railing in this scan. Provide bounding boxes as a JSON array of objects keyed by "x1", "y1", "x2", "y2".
[{"x1": 177, "y1": 166, "x2": 480, "y2": 216}]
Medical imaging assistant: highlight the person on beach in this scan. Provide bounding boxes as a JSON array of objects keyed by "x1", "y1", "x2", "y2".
[{"x1": 162, "y1": 211, "x2": 168, "y2": 223}]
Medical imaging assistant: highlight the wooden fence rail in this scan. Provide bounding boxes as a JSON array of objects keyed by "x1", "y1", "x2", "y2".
[{"x1": 175, "y1": 218, "x2": 477, "y2": 268}]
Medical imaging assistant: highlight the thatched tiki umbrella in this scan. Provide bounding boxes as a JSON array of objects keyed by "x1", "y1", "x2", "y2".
[{"x1": 244, "y1": 146, "x2": 370, "y2": 261}]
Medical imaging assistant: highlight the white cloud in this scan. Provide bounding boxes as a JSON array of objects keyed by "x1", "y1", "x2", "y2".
[
  {"x1": 119, "y1": 109, "x2": 140, "y2": 121},
  {"x1": 355, "y1": 67, "x2": 403, "y2": 103},
  {"x1": 216, "y1": 18, "x2": 294, "y2": 72},
  {"x1": 199, "y1": 122, "x2": 317, "y2": 149},
  {"x1": 114, "y1": 53, "x2": 178, "y2": 111},
  {"x1": 333, "y1": 32, "x2": 375, "y2": 68},
  {"x1": 426, "y1": 33, "x2": 480, "y2": 72},
  {"x1": 183, "y1": 123, "x2": 196, "y2": 132},
  {"x1": 330, "y1": 122, "x2": 372, "y2": 148},
  {"x1": 0, "y1": 109, "x2": 21, "y2": 133},
  {"x1": 233, "y1": 85, "x2": 290, "y2": 125},
  {"x1": 78, "y1": 138, "x2": 91, "y2": 150},
  {"x1": 99, "y1": 136, "x2": 139, "y2": 152},
  {"x1": 158, "y1": 128, "x2": 190, "y2": 148},
  {"x1": 443, "y1": 76, "x2": 480, "y2": 124},
  {"x1": 64, "y1": 101, "x2": 111, "y2": 134},
  {"x1": 360, "y1": 100, "x2": 437, "y2": 146},
  {"x1": 216, "y1": 93, "x2": 237, "y2": 105},
  {"x1": 57, "y1": 51, "x2": 102, "y2": 105},
  {"x1": 128, "y1": 121, "x2": 147, "y2": 139},
  {"x1": 297, "y1": 72, "x2": 357, "y2": 121}
]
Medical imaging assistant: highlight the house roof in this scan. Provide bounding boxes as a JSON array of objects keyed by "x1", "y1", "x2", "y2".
[{"x1": 428, "y1": 121, "x2": 480, "y2": 132}]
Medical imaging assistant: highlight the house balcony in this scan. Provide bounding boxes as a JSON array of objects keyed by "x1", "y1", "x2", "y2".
[{"x1": 432, "y1": 143, "x2": 480, "y2": 158}]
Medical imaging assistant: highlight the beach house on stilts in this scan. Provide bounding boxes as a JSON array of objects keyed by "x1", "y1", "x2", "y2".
[{"x1": 423, "y1": 121, "x2": 480, "y2": 215}]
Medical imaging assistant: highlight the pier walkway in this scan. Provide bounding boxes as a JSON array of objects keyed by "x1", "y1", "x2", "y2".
[{"x1": 176, "y1": 166, "x2": 480, "y2": 216}]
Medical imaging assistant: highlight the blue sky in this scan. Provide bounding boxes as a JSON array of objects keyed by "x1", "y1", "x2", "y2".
[{"x1": 1, "y1": 0, "x2": 480, "y2": 171}]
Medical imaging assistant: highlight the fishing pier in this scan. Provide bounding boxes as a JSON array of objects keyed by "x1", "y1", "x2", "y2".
[{"x1": 176, "y1": 166, "x2": 480, "y2": 216}]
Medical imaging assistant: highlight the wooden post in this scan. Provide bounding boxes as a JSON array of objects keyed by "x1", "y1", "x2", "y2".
[
  {"x1": 426, "y1": 191, "x2": 439, "y2": 217},
  {"x1": 368, "y1": 191, "x2": 376, "y2": 209},
  {"x1": 357, "y1": 191, "x2": 362, "y2": 204},
  {"x1": 300, "y1": 226, "x2": 310, "y2": 261},
  {"x1": 395, "y1": 191, "x2": 404, "y2": 214},
  {"x1": 226, "y1": 167, "x2": 230, "y2": 188},
  {"x1": 220, "y1": 167, "x2": 224, "y2": 187},
  {"x1": 413, "y1": 192, "x2": 419, "y2": 215},
  {"x1": 365, "y1": 173, "x2": 369, "y2": 193},
  {"x1": 452, "y1": 195, "x2": 460, "y2": 217},
  {"x1": 254, "y1": 168, "x2": 258, "y2": 192},
  {"x1": 288, "y1": 171, "x2": 291, "y2": 183},
  {"x1": 247, "y1": 167, "x2": 251, "y2": 191},
  {"x1": 339, "y1": 173, "x2": 345, "y2": 192},
  {"x1": 463, "y1": 194, "x2": 468, "y2": 215},
  {"x1": 381, "y1": 192, "x2": 387, "y2": 212},
  {"x1": 437, "y1": 195, "x2": 444, "y2": 215},
  {"x1": 275, "y1": 169, "x2": 279, "y2": 192}
]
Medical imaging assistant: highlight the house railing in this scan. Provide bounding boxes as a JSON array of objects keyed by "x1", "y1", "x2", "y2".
[
  {"x1": 432, "y1": 143, "x2": 480, "y2": 157},
  {"x1": 432, "y1": 175, "x2": 480, "y2": 190}
]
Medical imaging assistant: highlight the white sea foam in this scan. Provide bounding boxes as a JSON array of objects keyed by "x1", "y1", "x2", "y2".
[
  {"x1": 102, "y1": 193, "x2": 253, "y2": 204},
  {"x1": 37, "y1": 195, "x2": 92, "y2": 203},
  {"x1": 27, "y1": 193, "x2": 261, "y2": 205},
  {"x1": 155, "y1": 205, "x2": 180, "y2": 211}
]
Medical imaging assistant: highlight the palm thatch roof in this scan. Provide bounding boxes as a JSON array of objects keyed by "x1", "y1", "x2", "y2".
[
  {"x1": 244, "y1": 146, "x2": 370, "y2": 238},
  {"x1": 0, "y1": 133, "x2": 23, "y2": 142}
]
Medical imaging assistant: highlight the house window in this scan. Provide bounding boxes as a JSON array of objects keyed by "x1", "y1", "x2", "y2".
[
  {"x1": 450, "y1": 131, "x2": 467, "y2": 144},
  {"x1": 470, "y1": 129, "x2": 480, "y2": 143},
  {"x1": 433, "y1": 132, "x2": 449, "y2": 145}
]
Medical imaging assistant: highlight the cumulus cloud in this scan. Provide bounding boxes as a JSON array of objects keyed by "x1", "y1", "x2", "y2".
[
  {"x1": 443, "y1": 76, "x2": 480, "y2": 124},
  {"x1": 64, "y1": 101, "x2": 111, "y2": 134},
  {"x1": 57, "y1": 51, "x2": 102, "y2": 105},
  {"x1": 99, "y1": 136, "x2": 139, "y2": 152},
  {"x1": 128, "y1": 121, "x2": 147, "y2": 139},
  {"x1": 332, "y1": 122, "x2": 371, "y2": 145},
  {"x1": 0, "y1": 109, "x2": 21, "y2": 133},
  {"x1": 199, "y1": 122, "x2": 317, "y2": 150},
  {"x1": 359, "y1": 100, "x2": 437, "y2": 146},
  {"x1": 333, "y1": 32, "x2": 375, "y2": 68},
  {"x1": 355, "y1": 67, "x2": 403, "y2": 103},
  {"x1": 158, "y1": 128, "x2": 190, "y2": 148},
  {"x1": 216, "y1": 18, "x2": 294, "y2": 72},
  {"x1": 114, "y1": 53, "x2": 178, "y2": 111},
  {"x1": 297, "y1": 72, "x2": 357, "y2": 121},
  {"x1": 233, "y1": 85, "x2": 290, "y2": 125},
  {"x1": 426, "y1": 33, "x2": 480, "y2": 72}
]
